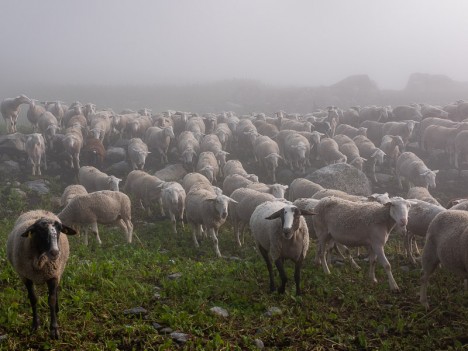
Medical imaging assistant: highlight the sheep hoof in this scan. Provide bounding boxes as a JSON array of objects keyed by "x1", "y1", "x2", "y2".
[
  {"x1": 277, "y1": 287, "x2": 286, "y2": 294},
  {"x1": 50, "y1": 327, "x2": 60, "y2": 339}
]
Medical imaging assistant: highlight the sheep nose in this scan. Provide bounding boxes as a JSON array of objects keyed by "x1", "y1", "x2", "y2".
[
  {"x1": 283, "y1": 227, "x2": 292, "y2": 235},
  {"x1": 49, "y1": 249, "x2": 59, "y2": 260},
  {"x1": 400, "y1": 219, "x2": 408, "y2": 226},
  {"x1": 221, "y1": 212, "x2": 227, "y2": 219}
]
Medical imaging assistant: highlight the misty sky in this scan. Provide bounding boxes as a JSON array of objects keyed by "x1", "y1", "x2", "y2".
[{"x1": 1, "y1": 0, "x2": 468, "y2": 89}]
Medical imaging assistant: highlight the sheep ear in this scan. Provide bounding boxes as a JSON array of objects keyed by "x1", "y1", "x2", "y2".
[
  {"x1": 61, "y1": 225, "x2": 77, "y2": 235},
  {"x1": 21, "y1": 226, "x2": 35, "y2": 238},
  {"x1": 265, "y1": 208, "x2": 283, "y2": 220},
  {"x1": 300, "y1": 209, "x2": 316, "y2": 216}
]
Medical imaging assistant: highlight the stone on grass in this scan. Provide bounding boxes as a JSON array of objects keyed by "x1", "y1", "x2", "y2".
[
  {"x1": 265, "y1": 307, "x2": 282, "y2": 317},
  {"x1": 210, "y1": 306, "x2": 229, "y2": 318},
  {"x1": 168, "y1": 272, "x2": 182, "y2": 280},
  {"x1": 160, "y1": 327, "x2": 173, "y2": 334},
  {"x1": 152, "y1": 322, "x2": 163, "y2": 330},
  {"x1": 24, "y1": 179, "x2": 50, "y2": 195},
  {"x1": 171, "y1": 332, "x2": 189, "y2": 344},
  {"x1": 123, "y1": 306, "x2": 147, "y2": 316},
  {"x1": 254, "y1": 338, "x2": 265, "y2": 349}
]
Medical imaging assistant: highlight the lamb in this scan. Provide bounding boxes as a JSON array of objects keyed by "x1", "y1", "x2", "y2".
[
  {"x1": 25, "y1": 133, "x2": 47, "y2": 176},
  {"x1": 406, "y1": 187, "x2": 441, "y2": 206},
  {"x1": 253, "y1": 136, "x2": 282, "y2": 183},
  {"x1": 26, "y1": 100, "x2": 46, "y2": 131},
  {"x1": 58, "y1": 190, "x2": 133, "y2": 245},
  {"x1": 317, "y1": 138, "x2": 347, "y2": 165},
  {"x1": 1, "y1": 94, "x2": 30, "y2": 133},
  {"x1": 420, "y1": 210, "x2": 468, "y2": 308},
  {"x1": 145, "y1": 126, "x2": 175, "y2": 164},
  {"x1": 246, "y1": 182, "x2": 288, "y2": 198},
  {"x1": 353, "y1": 135, "x2": 386, "y2": 183},
  {"x1": 7, "y1": 210, "x2": 76, "y2": 338},
  {"x1": 160, "y1": 182, "x2": 186, "y2": 234},
  {"x1": 335, "y1": 124, "x2": 368, "y2": 139},
  {"x1": 78, "y1": 166, "x2": 121, "y2": 192},
  {"x1": 313, "y1": 196, "x2": 414, "y2": 290},
  {"x1": 185, "y1": 186, "x2": 236, "y2": 257},
  {"x1": 154, "y1": 163, "x2": 188, "y2": 182},
  {"x1": 396, "y1": 152, "x2": 438, "y2": 189},
  {"x1": 177, "y1": 131, "x2": 200, "y2": 171},
  {"x1": 127, "y1": 138, "x2": 150, "y2": 170},
  {"x1": 196, "y1": 151, "x2": 219, "y2": 184},
  {"x1": 288, "y1": 178, "x2": 324, "y2": 201},
  {"x1": 60, "y1": 184, "x2": 88, "y2": 207},
  {"x1": 80, "y1": 136, "x2": 106, "y2": 170},
  {"x1": 249, "y1": 201, "x2": 313, "y2": 295},
  {"x1": 123, "y1": 170, "x2": 165, "y2": 216}
]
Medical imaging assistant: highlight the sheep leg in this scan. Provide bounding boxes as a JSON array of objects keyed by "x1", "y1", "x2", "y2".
[
  {"x1": 368, "y1": 248, "x2": 378, "y2": 284},
  {"x1": 159, "y1": 198, "x2": 166, "y2": 216},
  {"x1": 209, "y1": 227, "x2": 222, "y2": 258},
  {"x1": 294, "y1": 258, "x2": 304, "y2": 296},
  {"x1": 420, "y1": 243, "x2": 440, "y2": 309},
  {"x1": 117, "y1": 219, "x2": 131, "y2": 243},
  {"x1": 374, "y1": 245, "x2": 399, "y2": 291},
  {"x1": 405, "y1": 232, "x2": 417, "y2": 265},
  {"x1": 336, "y1": 243, "x2": 361, "y2": 270},
  {"x1": 46, "y1": 278, "x2": 60, "y2": 339},
  {"x1": 192, "y1": 224, "x2": 201, "y2": 247},
  {"x1": 91, "y1": 222, "x2": 102, "y2": 245},
  {"x1": 25, "y1": 279, "x2": 39, "y2": 332},
  {"x1": 413, "y1": 238, "x2": 421, "y2": 256},
  {"x1": 258, "y1": 245, "x2": 276, "y2": 292},
  {"x1": 169, "y1": 211, "x2": 177, "y2": 234},
  {"x1": 275, "y1": 258, "x2": 287, "y2": 294},
  {"x1": 319, "y1": 239, "x2": 331, "y2": 274}
]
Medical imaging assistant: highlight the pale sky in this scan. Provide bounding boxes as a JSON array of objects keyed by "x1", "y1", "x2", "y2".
[{"x1": 1, "y1": 0, "x2": 468, "y2": 89}]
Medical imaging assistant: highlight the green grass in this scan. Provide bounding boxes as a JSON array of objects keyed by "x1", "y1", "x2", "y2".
[{"x1": 0, "y1": 200, "x2": 467, "y2": 350}]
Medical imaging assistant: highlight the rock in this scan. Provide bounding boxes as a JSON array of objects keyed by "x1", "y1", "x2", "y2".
[
  {"x1": 168, "y1": 272, "x2": 182, "y2": 280},
  {"x1": 160, "y1": 327, "x2": 173, "y2": 334},
  {"x1": 12, "y1": 181, "x2": 20, "y2": 187},
  {"x1": 0, "y1": 334, "x2": 7, "y2": 341},
  {"x1": 24, "y1": 179, "x2": 50, "y2": 195},
  {"x1": 254, "y1": 338, "x2": 265, "y2": 349},
  {"x1": 123, "y1": 306, "x2": 147, "y2": 316},
  {"x1": 105, "y1": 161, "x2": 131, "y2": 177},
  {"x1": 306, "y1": 163, "x2": 372, "y2": 195},
  {"x1": 10, "y1": 188, "x2": 27, "y2": 199},
  {"x1": 170, "y1": 332, "x2": 189, "y2": 344},
  {"x1": 152, "y1": 322, "x2": 163, "y2": 330},
  {"x1": 153, "y1": 292, "x2": 161, "y2": 299},
  {"x1": 265, "y1": 307, "x2": 282, "y2": 317},
  {"x1": 0, "y1": 160, "x2": 21, "y2": 174},
  {"x1": 210, "y1": 306, "x2": 229, "y2": 318}
]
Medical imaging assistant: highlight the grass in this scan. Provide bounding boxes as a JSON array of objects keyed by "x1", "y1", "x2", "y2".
[{"x1": 0, "y1": 190, "x2": 467, "y2": 350}]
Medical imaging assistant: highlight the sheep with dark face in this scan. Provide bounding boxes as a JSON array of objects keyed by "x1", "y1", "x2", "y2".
[
  {"x1": 250, "y1": 201, "x2": 313, "y2": 295},
  {"x1": 7, "y1": 210, "x2": 77, "y2": 339}
]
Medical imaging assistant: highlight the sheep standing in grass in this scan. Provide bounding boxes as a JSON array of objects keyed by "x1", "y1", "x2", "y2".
[
  {"x1": 58, "y1": 190, "x2": 133, "y2": 245},
  {"x1": 27, "y1": 99, "x2": 46, "y2": 131},
  {"x1": 78, "y1": 166, "x2": 121, "y2": 192},
  {"x1": 250, "y1": 201, "x2": 313, "y2": 295},
  {"x1": 1, "y1": 94, "x2": 30, "y2": 133},
  {"x1": 7, "y1": 210, "x2": 76, "y2": 338},
  {"x1": 420, "y1": 210, "x2": 468, "y2": 309},
  {"x1": 161, "y1": 182, "x2": 186, "y2": 234},
  {"x1": 185, "y1": 187, "x2": 236, "y2": 257},
  {"x1": 25, "y1": 133, "x2": 47, "y2": 176},
  {"x1": 123, "y1": 170, "x2": 165, "y2": 216},
  {"x1": 353, "y1": 135, "x2": 386, "y2": 183},
  {"x1": 312, "y1": 196, "x2": 414, "y2": 290},
  {"x1": 60, "y1": 185, "x2": 88, "y2": 207},
  {"x1": 396, "y1": 152, "x2": 438, "y2": 189}
]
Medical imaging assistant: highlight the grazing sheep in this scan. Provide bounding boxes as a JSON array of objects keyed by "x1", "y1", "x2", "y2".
[
  {"x1": 123, "y1": 170, "x2": 165, "y2": 216},
  {"x1": 353, "y1": 135, "x2": 386, "y2": 183},
  {"x1": 7, "y1": 210, "x2": 76, "y2": 338},
  {"x1": 60, "y1": 185, "x2": 88, "y2": 207},
  {"x1": 154, "y1": 163, "x2": 188, "y2": 182},
  {"x1": 249, "y1": 201, "x2": 313, "y2": 295},
  {"x1": 317, "y1": 138, "x2": 347, "y2": 165},
  {"x1": 254, "y1": 136, "x2": 282, "y2": 182},
  {"x1": 196, "y1": 151, "x2": 219, "y2": 184},
  {"x1": 407, "y1": 187, "x2": 441, "y2": 206},
  {"x1": 396, "y1": 152, "x2": 438, "y2": 189},
  {"x1": 288, "y1": 178, "x2": 325, "y2": 201},
  {"x1": 1, "y1": 94, "x2": 30, "y2": 133},
  {"x1": 25, "y1": 133, "x2": 47, "y2": 176},
  {"x1": 246, "y1": 182, "x2": 288, "y2": 198},
  {"x1": 420, "y1": 210, "x2": 468, "y2": 308},
  {"x1": 145, "y1": 126, "x2": 175, "y2": 164},
  {"x1": 185, "y1": 187, "x2": 236, "y2": 257},
  {"x1": 81, "y1": 136, "x2": 106, "y2": 170},
  {"x1": 382, "y1": 120, "x2": 416, "y2": 146},
  {"x1": 313, "y1": 196, "x2": 414, "y2": 290},
  {"x1": 127, "y1": 138, "x2": 150, "y2": 170},
  {"x1": 222, "y1": 174, "x2": 256, "y2": 196},
  {"x1": 335, "y1": 124, "x2": 368, "y2": 139},
  {"x1": 58, "y1": 190, "x2": 133, "y2": 245},
  {"x1": 161, "y1": 182, "x2": 186, "y2": 234},
  {"x1": 78, "y1": 166, "x2": 121, "y2": 192},
  {"x1": 222, "y1": 160, "x2": 258, "y2": 181}
]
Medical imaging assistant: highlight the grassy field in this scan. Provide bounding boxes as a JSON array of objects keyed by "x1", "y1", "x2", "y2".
[{"x1": 0, "y1": 184, "x2": 467, "y2": 351}]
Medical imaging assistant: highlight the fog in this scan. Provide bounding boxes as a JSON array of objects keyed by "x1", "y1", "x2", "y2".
[{"x1": 1, "y1": 0, "x2": 468, "y2": 90}]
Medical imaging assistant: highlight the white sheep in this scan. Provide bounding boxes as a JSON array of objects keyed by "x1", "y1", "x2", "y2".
[
  {"x1": 7, "y1": 210, "x2": 76, "y2": 338},
  {"x1": 145, "y1": 126, "x2": 175, "y2": 164},
  {"x1": 353, "y1": 135, "x2": 386, "y2": 183},
  {"x1": 58, "y1": 190, "x2": 133, "y2": 245},
  {"x1": 1, "y1": 94, "x2": 30, "y2": 133},
  {"x1": 313, "y1": 196, "x2": 414, "y2": 290},
  {"x1": 246, "y1": 182, "x2": 288, "y2": 198},
  {"x1": 406, "y1": 187, "x2": 441, "y2": 206},
  {"x1": 396, "y1": 152, "x2": 438, "y2": 189},
  {"x1": 26, "y1": 99, "x2": 46, "y2": 131},
  {"x1": 154, "y1": 163, "x2": 188, "y2": 182},
  {"x1": 60, "y1": 184, "x2": 88, "y2": 207},
  {"x1": 127, "y1": 138, "x2": 150, "y2": 170},
  {"x1": 62, "y1": 123, "x2": 84, "y2": 170},
  {"x1": 249, "y1": 201, "x2": 313, "y2": 295},
  {"x1": 161, "y1": 182, "x2": 186, "y2": 234},
  {"x1": 196, "y1": 151, "x2": 219, "y2": 184},
  {"x1": 317, "y1": 138, "x2": 347, "y2": 165},
  {"x1": 288, "y1": 178, "x2": 324, "y2": 201},
  {"x1": 123, "y1": 170, "x2": 165, "y2": 216},
  {"x1": 38, "y1": 112, "x2": 60, "y2": 148},
  {"x1": 254, "y1": 136, "x2": 282, "y2": 183},
  {"x1": 185, "y1": 187, "x2": 236, "y2": 257},
  {"x1": 222, "y1": 160, "x2": 257, "y2": 181},
  {"x1": 25, "y1": 133, "x2": 47, "y2": 176},
  {"x1": 177, "y1": 131, "x2": 200, "y2": 171},
  {"x1": 78, "y1": 166, "x2": 122, "y2": 192},
  {"x1": 420, "y1": 210, "x2": 468, "y2": 309},
  {"x1": 222, "y1": 174, "x2": 256, "y2": 196}
]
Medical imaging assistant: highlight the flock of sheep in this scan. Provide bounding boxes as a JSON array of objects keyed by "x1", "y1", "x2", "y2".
[{"x1": 2, "y1": 95, "x2": 468, "y2": 339}]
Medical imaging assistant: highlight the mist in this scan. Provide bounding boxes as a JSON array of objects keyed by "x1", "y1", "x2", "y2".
[{"x1": 1, "y1": 0, "x2": 468, "y2": 92}]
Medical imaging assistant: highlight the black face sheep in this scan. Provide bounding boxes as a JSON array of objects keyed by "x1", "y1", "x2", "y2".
[
  {"x1": 249, "y1": 202, "x2": 314, "y2": 295},
  {"x1": 7, "y1": 210, "x2": 76, "y2": 338}
]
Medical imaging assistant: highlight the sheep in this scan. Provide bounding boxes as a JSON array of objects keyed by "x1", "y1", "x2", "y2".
[
  {"x1": 160, "y1": 182, "x2": 186, "y2": 234},
  {"x1": 78, "y1": 166, "x2": 121, "y2": 192},
  {"x1": 246, "y1": 182, "x2": 288, "y2": 198},
  {"x1": 382, "y1": 120, "x2": 416, "y2": 146},
  {"x1": 396, "y1": 152, "x2": 438, "y2": 189},
  {"x1": 1, "y1": 94, "x2": 30, "y2": 133},
  {"x1": 112, "y1": 112, "x2": 139, "y2": 139},
  {"x1": 283, "y1": 132, "x2": 311, "y2": 172},
  {"x1": 359, "y1": 120, "x2": 384, "y2": 146},
  {"x1": 317, "y1": 138, "x2": 347, "y2": 165},
  {"x1": 177, "y1": 131, "x2": 200, "y2": 171},
  {"x1": 26, "y1": 100, "x2": 46, "y2": 131},
  {"x1": 185, "y1": 186, "x2": 236, "y2": 257},
  {"x1": 127, "y1": 138, "x2": 150, "y2": 170},
  {"x1": 62, "y1": 104, "x2": 83, "y2": 128},
  {"x1": 421, "y1": 104, "x2": 449, "y2": 119},
  {"x1": 7, "y1": 210, "x2": 76, "y2": 338},
  {"x1": 200, "y1": 134, "x2": 229, "y2": 173},
  {"x1": 25, "y1": 133, "x2": 47, "y2": 176},
  {"x1": 335, "y1": 124, "x2": 368, "y2": 139},
  {"x1": 313, "y1": 196, "x2": 414, "y2": 290},
  {"x1": 422, "y1": 125, "x2": 461, "y2": 163},
  {"x1": 454, "y1": 130, "x2": 468, "y2": 169},
  {"x1": 222, "y1": 174, "x2": 256, "y2": 196},
  {"x1": 105, "y1": 146, "x2": 127, "y2": 165},
  {"x1": 249, "y1": 201, "x2": 313, "y2": 295},
  {"x1": 182, "y1": 172, "x2": 215, "y2": 194},
  {"x1": 406, "y1": 187, "x2": 441, "y2": 206},
  {"x1": 126, "y1": 115, "x2": 152, "y2": 140},
  {"x1": 379, "y1": 135, "x2": 404, "y2": 172},
  {"x1": 391, "y1": 105, "x2": 422, "y2": 122},
  {"x1": 288, "y1": 178, "x2": 324, "y2": 201},
  {"x1": 235, "y1": 118, "x2": 258, "y2": 158},
  {"x1": 353, "y1": 135, "x2": 386, "y2": 183},
  {"x1": 340, "y1": 107, "x2": 361, "y2": 127},
  {"x1": 358, "y1": 106, "x2": 389, "y2": 123},
  {"x1": 419, "y1": 118, "x2": 460, "y2": 148},
  {"x1": 62, "y1": 123, "x2": 84, "y2": 170},
  {"x1": 333, "y1": 134, "x2": 366, "y2": 171},
  {"x1": 222, "y1": 160, "x2": 258, "y2": 181},
  {"x1": 145, "y1": 126, "x2": 175, "y2": 164},
  {"x1": 196, "y1": 151, "x2": 220, "y2": 184},
  {"x1": 203, "y1": 114, "x2": 218, "y2": 134},
  {"x1": 38, "y1": 112, "x2": 60, "y2": 148},
  {"x1": 254, "y1": 119, "x2": 280, "y2": 138},
  {"x1": 123, "y1": 170, "x2": 165, "y2": 216},
  {"x1": 312, "y1": 188, "x2": 368, "y2": 202},
  {"x1": 420, "y1": 210, "x2": 468, "y2": 309},
  {"x1": 58, "y1": 190, "x2": 133, "y2": 245},
  {"x1": 60, "y1": 184, "x2": 88, "y2": 207},
  {"x1": 186, "y1": 116, "x2": 206, "y2": 141},
  {"x1": 81, "y1": 136, "x2": 106, "y2": 170},
  {"x1": 253, "y1": 136, "x2": 282, "y2": 182},
  {"x1": 154, "y1": 163, "x2": 188, "y2": 182},
  {"x1": 214, "y1": 123, "x2": 233, "y2": 151},
  {"x1": 46, "y1": 101, "x2": 66, "y2": 125}
]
